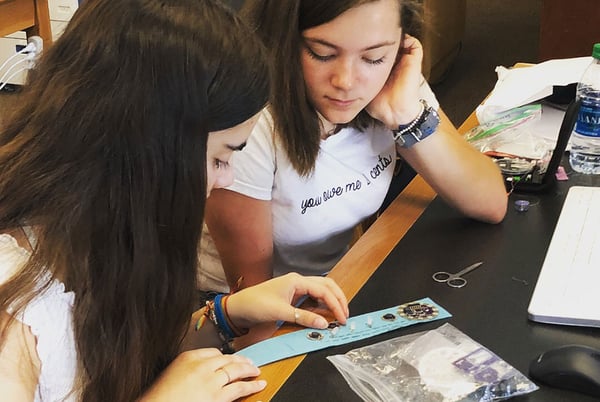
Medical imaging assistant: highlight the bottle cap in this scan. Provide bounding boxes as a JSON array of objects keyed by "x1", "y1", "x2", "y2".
[
  {"x1": 593, "y1": 43, "x2": 600, "y2": 60},
  {"x1": 514, "y1": 199, "x2": 530, "y2": 212}
]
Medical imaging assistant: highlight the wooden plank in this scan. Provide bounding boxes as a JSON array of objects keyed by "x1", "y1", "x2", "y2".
[
  {"x1": 0, "y1": 0, "x2": 35, "y2": 37},
  {"x1": 27, "y1": 0, "x2": 52, "y2": 46}
]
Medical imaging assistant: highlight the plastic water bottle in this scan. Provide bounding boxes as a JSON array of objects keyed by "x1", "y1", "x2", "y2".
[{"x1": 569, "y1": 43, "x2": 600, "y2": 174}]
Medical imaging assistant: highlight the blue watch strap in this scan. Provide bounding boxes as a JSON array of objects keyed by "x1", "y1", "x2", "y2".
[
  {"x1": 393, "y1": 100, "x2": 440, "y2": 148},
  {"x1": 235, "y1": 297, "x2": 451, "y2": 367}
]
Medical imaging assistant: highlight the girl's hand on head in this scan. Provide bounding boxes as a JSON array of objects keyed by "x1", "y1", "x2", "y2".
[
  {"x1": 227, "y1": 273, "x2": 349, "y2": 330},
  {"x1": 139, "y1": 348, "x2": 265, "y2": 402},
  {"x1": 366, "y1": 34, "x2": 425, "y2": 129}
]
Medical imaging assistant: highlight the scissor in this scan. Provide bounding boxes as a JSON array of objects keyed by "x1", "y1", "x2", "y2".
[{"x1": 432, "y1": 261, "x2": 484, "y2": 288}]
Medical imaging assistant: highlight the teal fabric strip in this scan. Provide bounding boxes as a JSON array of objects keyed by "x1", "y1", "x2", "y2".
[{"x1": 236, "y1": 297, "x2": 451, "y2": 367}]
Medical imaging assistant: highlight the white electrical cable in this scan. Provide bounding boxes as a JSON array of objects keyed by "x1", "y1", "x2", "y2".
[
  {"x1": 0, "y1": 57, "x2": 30, "y2": 84},
  {"x1": 0, "y1": 41, "x2": 36, "y2": 75},
  {"x1": 0, "y1": 56, "x2": 36, "y2": 87},
  {"x1": 0, "y1": 67, "x2": 27, "y2": 91},
  {"x1": 27, "y1": 36, "x2": 43, "y2": 56},
  {"x1": 0, "y1": 36, "x2": 42, "y2": 90}
]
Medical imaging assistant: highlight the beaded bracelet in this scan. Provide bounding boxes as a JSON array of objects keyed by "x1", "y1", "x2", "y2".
[
  {"x1": 392, "y1": 99, "x2": 440, "y2": 148},
  {"x1": 392, "y1": 100, "x2": 426, "y2": 141}
]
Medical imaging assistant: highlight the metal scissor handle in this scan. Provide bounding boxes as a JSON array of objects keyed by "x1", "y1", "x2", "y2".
[{"x1": 432, "y1": 261, "x2": 484, "y2": 288}]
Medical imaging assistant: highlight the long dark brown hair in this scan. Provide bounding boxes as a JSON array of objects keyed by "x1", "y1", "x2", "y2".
[
  {"x1": 241, "y1": 0, "x2": 421, "y2": 176},
  {"x1": 0, "y1": 0, "x2": 269, "y2": 400}
]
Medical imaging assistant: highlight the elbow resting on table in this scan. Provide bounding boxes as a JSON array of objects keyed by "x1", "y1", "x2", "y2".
[
  {"x1": 468, "y1": 192, "x2": 508, "y2": 224},
  {"x1": 482, "y1": 200, "x2": 508, "y2": 224},
  {"x1": 462, "y1": 161, "x2": 509, "y2": 224}
]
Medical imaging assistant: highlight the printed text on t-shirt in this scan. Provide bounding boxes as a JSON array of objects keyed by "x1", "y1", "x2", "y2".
[{"x1": 300, "y1": 154, "x2": 393, "y2": 214}]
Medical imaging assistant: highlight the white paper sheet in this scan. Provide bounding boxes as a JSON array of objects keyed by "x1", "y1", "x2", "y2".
[{"x1": 476, "y1": 57, "x2": 592, "y2": 122}]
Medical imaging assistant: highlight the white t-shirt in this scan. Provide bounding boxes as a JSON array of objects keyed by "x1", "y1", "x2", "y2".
[
  {"x1": 0, "y1": 234, "x2": 77, "y2": 402},
  {"x1": 198, "y1": 81, "x2": 439, "y2": 292}
]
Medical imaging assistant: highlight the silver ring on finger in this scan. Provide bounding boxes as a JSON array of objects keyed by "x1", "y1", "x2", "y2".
[
  {"x1": 217, "y1": 367, "x2": 231, "y2": 384},
  {"x1": 294, "y1": 308, "x2": 301, "y2": 324}
]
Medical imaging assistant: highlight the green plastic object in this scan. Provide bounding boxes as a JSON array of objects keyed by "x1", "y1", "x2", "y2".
[{"x1": 592, "y1": 43, "x2": 600, "y2": 60}]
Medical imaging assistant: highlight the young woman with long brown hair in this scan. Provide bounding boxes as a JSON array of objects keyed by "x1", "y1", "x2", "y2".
[{"x1": 0, "y1": 1, "x2": 348, "y2": 400}]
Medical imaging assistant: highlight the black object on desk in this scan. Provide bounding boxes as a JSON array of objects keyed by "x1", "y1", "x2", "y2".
[
  {"x1": 529, "y1": 344, "x2": 600, "y2": 398},
  {"x1": 274, "y1": 177, "x2": 600, "y2": 401},
  {"x1": 508, "y1": 99, "x2": 580, "y2": 193},
  {"x1": 545, "y1": 83, "x2": 577, "y2": 108}
]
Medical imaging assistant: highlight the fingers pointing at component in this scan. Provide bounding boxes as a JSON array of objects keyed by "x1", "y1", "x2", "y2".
[
  {"x1": 292, "y1": 275, "x2": 349, "y2": 326},
  {"x1": 226, "y1": 273, "x2": 349, "y2": 331}
]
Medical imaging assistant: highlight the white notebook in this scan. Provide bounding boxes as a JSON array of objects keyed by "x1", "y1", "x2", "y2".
[{"x1": 528, "y1": 186, "x2": 600, "y2": 327}]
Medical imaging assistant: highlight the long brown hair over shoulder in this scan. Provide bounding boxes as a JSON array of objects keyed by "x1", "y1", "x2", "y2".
[
  {"x1": 0, "y1": 0, "x2": 268, "y2": 401},
  {"x1": 241, "y1": 0, "x2": 421, "y2": 176}
]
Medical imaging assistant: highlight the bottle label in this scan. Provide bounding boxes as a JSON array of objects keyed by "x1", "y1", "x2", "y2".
[{"x1": 575, "y1": 101, "x2": 600, "y2": 137}]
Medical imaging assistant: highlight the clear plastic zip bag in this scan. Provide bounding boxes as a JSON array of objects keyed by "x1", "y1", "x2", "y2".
[
  {"x1": 465, "y1": 104, "x2": 549, "y2": 160},
  {"x1": 327, "y1": 323, "x2": 538, "y2": 402}
]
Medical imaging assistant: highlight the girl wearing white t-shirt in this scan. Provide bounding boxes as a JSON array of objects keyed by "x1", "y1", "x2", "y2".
[{"x1": 199, "y1": 0, "x2": 508, "y2": 295}]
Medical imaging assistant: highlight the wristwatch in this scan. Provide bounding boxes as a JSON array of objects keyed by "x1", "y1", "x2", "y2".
[{"x1": 392, "y1": 99, "x2": 440, "y2": 148}]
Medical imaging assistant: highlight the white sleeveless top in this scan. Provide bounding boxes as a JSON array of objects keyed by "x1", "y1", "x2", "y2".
[{"x1": 0, "y1": 234, "x2": 77, "y2": 402}]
